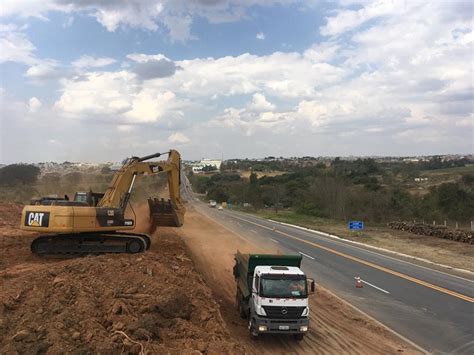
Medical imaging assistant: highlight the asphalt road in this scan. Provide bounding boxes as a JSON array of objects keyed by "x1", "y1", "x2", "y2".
[{"x1": 192, "y1": 199, "x2": 474, "y2": 354}]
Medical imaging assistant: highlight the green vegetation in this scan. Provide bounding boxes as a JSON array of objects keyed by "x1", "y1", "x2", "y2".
[
  {"x1": 189, "y1": 157, "x2": 474, "y2": 225},
  {"x1": 0, "y1": 164, "x2": 40, "y2": 186},
  {"x1": 0, "y1": 164, "x2": 166, "y2": 204}
]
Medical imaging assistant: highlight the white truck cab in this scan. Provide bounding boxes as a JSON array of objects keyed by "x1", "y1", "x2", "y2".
[{"x1": 234, "y1": 252, "x2": 314, "y2": 340}]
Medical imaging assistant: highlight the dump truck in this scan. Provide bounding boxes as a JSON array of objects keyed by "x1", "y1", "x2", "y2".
[{"x1": 233, "y1": 251, "x2": 315, "y2": 340}]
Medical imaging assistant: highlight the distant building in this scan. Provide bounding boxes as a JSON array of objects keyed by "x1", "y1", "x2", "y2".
[{"x1": 190, "y1": 159, "x2": 222, "y2": 173}]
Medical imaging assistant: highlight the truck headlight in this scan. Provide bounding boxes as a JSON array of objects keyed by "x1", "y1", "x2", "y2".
[
  {"x1": 300, "y1": 326, "x2": 308, "y2": 332},
  {"x1": 258, "y1": 325, "x2": 267, "y2": 332}
]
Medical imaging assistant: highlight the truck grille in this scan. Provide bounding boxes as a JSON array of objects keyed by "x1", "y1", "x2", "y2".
[{"x1": 262, "y1": 306, "x2": 305, "y2": 319}]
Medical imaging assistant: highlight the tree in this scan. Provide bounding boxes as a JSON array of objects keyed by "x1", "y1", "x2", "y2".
[
  {"x1": 247, "y1": 172, "x2": 263, "y2": 209},
  {"x1": 64, "y1": 172, "x2": 82, "y2": 185},
  {"x1": 101, "y1": 166, "x2": 111, "y2": 174},
  {"x1": 461, "y1": 173, "x2": 474, "y2": 186},
  {"x1": 207, "y1": 186, "x2": 229, "y2": 203},
  {"x1": 42, "y1": 173, "x2": 61, "y2": 185},
  {"x1": 0, "y1": 164, "x2": 40, "y2": 185},
  {"x1": 435, "y1": 183, "x2": 474, "y2": 220},
  {"x1": 202, "y1": 165, "x2": 217, "y2": 172}
]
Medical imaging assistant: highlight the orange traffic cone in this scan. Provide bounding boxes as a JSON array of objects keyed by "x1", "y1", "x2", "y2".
[{"x1": 355, "y1": 277, "x2": 363, "y2": 288}]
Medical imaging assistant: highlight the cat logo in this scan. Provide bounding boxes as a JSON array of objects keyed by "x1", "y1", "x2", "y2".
[
  {"x1": 25, "y1": 212, "x2": 50, "y2": 227},
  {"x1": 107, "y1": 210, "x2": 114, "y2": 216}
]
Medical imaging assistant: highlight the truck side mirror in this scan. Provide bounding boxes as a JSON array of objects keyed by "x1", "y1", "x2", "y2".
[{"x1": 308, "y1": 279, "x2": 315, "y2": 293}]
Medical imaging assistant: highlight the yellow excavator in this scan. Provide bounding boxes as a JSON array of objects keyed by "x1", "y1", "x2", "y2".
[{"x1": 20, "y1": 150, "x2": 185, "y2": 255}]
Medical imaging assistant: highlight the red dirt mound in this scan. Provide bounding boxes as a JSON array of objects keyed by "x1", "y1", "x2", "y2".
[{"x1": 0, "y1": 203, "x2": 244, "y2": 354}]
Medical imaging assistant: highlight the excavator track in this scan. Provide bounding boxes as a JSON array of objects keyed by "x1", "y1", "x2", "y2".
[{"x1": 31, "y1": 232, "x2": 151, "y2": 255}]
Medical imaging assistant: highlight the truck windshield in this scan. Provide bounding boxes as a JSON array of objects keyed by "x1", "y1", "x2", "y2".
[{"x1": 260, "y1": 276, "x2": 307, "y2": 298}]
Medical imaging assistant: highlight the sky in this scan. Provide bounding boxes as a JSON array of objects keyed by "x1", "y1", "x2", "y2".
[{"x1": 0, "y1": 0, "x2": 472, "y2": 163}]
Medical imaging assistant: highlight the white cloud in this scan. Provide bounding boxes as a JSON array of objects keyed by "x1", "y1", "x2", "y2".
[
  {"x1": 25, "y1": 60, "x2": 66, "y2": 82},
  {"x1": 126, "y1": 53, "x2": 169, "y2": 63},
  {"x1": 28, "y1": 97, "x2": 42, "y2": 112},
  {"x1": 0, "y1": 25, "x2": 36, "y2": 64},
  {"x1": 0, "y1": 0, "x2": 296, "y2": 41},
  {"x1": 54, "y1": 71, "x2": 138, "y2": 118},
  {"x1": 248, "y1": 93, "x2": 275, "y2": 112},
  {"x1": 117, "y1": 125, "x2": 135, "y2": 132},
  {"x1": 256, "y1": 32, "x2": 265, "y2": 40},
  {"x1": 72, "y1": 55, "x2": 116, "y2": 69},
  {"x1": 91, "y1": 2, "x2": 163, "y2": 32},
  {"x1": 320, "y1": 0, "x2": 410, "y2": 37},
  {"x1": 124, "y1": 89, "x2": 179, "y2": 123},
  {"x1": 0, "y1": 0, "x2": 68, "y2": 19},
  {"x1": 162, "y1": 14, "x2": 196, "y2": 42},
  {"x1": 3, "y1": 1, "x2": 471, "y2": 160},
  {"x1": 150, "y1": 51, "x2": 346, "y2": 99},
  {"x1": 168, "y1": 132, "x2": 190, "y2": 144}
]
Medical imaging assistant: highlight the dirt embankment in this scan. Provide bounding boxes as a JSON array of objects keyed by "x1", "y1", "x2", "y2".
[
  {"x1": 0, "y1": 201, "x2": 420, "y2": 354},
  {"x1": 0, "y1": 203, "x2": 243, "y2": 354},
  {"x1": 179, "y1": 205, "x2": 421, "y2": 355}
]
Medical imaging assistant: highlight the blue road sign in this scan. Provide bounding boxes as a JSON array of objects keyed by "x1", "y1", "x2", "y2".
[{"x1": 348, "y1": 221, "x2": 364, "y2": 230}]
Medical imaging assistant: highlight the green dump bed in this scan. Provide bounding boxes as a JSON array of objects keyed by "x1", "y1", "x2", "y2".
[{"x1": 233, "y1": 251, "x2": 303, "y2": 298}]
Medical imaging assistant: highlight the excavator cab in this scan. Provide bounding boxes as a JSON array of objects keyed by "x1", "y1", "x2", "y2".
[
  {"x1": 74, "y1": 191, "x2": 105, "y2": 207},
  {"x1": 148, "y1": 198, "x2": 184, "y2": 228}
]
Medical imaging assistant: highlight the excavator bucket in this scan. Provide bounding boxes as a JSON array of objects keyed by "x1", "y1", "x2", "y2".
[{"x1": 148, "y1": 198, "x2": 183, "y2": 228}]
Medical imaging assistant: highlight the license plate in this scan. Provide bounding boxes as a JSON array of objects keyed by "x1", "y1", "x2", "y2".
[{"x1": 279, "y1": 325, "x2": 290, "y2": 330}]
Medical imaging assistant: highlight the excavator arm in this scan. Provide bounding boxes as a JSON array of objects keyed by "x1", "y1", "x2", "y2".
[{"x1": 98, "y1": 149, "x2": 185, "y2": 227}]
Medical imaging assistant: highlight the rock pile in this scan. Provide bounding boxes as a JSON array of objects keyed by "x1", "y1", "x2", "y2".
[{"x1": 388, "y1": 222, "x2": 473, "y2": 244}]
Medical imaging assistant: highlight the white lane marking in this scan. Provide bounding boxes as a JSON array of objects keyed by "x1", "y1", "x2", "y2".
[
  {"x1": 354, "y1": 277, "x2": 390, "y2": 294},
  {"x1": 299, "y1": 251, "x2": 315, "y2": 260},
  {"x1": 237, "y1": 222, "x2": 242, "y2": 227},
  {"x1": 268, "y1": 218, "x2": 473, "y2": 282},
  {"x1": 250, "y1": 229, "x2": 258, "y2": 234},
  {"x1": 270, "y1": 238, "x2": 279, "y2": 244}
]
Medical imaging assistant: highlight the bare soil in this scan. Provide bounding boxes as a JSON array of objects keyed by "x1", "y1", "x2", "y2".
[
  {"x1": 179, "y1": 205, "x2": 421, "y2": 355},
  {"x1": 0, "y1": 203, "x2": 243, "y2": 354}
]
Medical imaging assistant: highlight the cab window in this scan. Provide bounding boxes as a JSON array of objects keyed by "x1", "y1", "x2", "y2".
[{"x1": 254, "y1": 274, "x2": 260, "y2": 293}]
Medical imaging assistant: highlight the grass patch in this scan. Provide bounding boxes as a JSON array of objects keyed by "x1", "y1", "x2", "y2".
[
  {"x1": 238, "y1": 208, "x2": 379, "y2": 241},
  {"x1": 421, "y1": 165, "x2": 474, "y2": 176}
]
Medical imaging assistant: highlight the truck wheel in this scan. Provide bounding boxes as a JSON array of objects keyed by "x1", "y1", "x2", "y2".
[
  {"x1": 238, "y1": 298, "x2": 247, "y2": 318},
  {"x1": 235, "y1": 290, "x2": 240, "y2": 311},
  {"x1": 249, "y1": 320, "x2": 259, "y2": 340},
  {"x1": 236, "y1": 290, "x2": 247, "y2": 318},
  {"x1": 293, "y1": 334, "x2": 304, "y2": 341}
]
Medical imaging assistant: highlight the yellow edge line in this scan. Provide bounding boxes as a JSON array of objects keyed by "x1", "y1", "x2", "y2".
[{"x1": 231, "y1": 214, "x2": 474, "y2": 303}]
